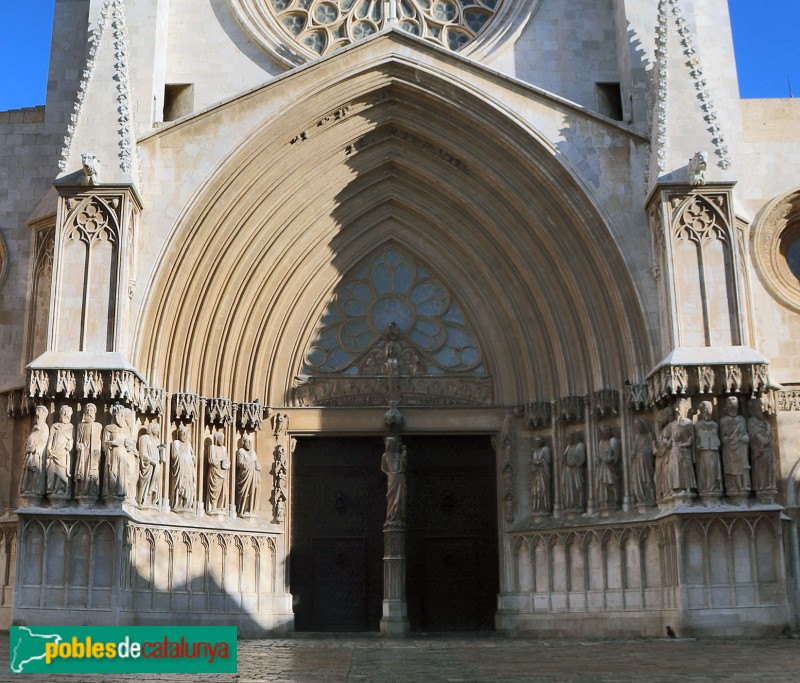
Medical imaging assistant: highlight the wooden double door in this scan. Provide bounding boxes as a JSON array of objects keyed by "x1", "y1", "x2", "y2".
[{"x1": 290, "y1": 436, "x2": 499, "y2": 632}]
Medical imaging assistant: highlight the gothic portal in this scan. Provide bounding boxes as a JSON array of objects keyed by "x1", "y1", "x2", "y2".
[{"x1": 0, "y1": 0, "x2": 799, "y2": 638}]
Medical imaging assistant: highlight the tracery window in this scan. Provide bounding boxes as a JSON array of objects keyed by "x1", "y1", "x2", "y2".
[
  {"x1": 267, "y1": 0, "x2": 501, "y2": 56},
  {"x1": 303, "y1": 246, "x2": 486, "y2": 377}
]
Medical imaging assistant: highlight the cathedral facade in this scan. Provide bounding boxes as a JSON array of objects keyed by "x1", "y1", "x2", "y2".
[{"x1": 0, "y1": 0, "x2": 799, "y2": 637}]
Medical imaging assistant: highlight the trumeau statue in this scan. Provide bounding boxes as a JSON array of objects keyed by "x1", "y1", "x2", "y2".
[
  {"x1": 206, "y1": 431, "x2": 230, "y2": 514},
  {"x1": 171, "y1": 424, "x2": 196, "y2": 512},
  {"x1": 236, "y1": 433, "x2": 261, "y2": 517},
  {"x1": 719, "y1": 396, "x2": 751, "y2": 499},
  {"x1": 137, "y1": 421, "x2": 165, "y2": 508},
  {"x1": 694, "y1": 401, "x2": 722, "y2": 499},
  {"x1": 75, "y1": 402, "x2": 103, "y2": 501},
  {"x1": 103, "y1": 404, "x2": 136, "y2": 502},
  {"x1": 595, "y1": 424, "x2": 620, "y2": 511},
  {"x1": 46, "y1": 405, "x2": 74, "y2": 500},
  {"x1": 381, "y1": 435, "x2": 407, "y2": 528},
  {"x1": 630, "y1": 418, "x2": 655, "y2": 507},
  {"x1": 562, "y1": 430, "x2": 586, "y2": 513},
  {"x1": 529, "y1": 436, "x2": 551, "y2": 515},
  {"x1": 20, "y1": 405, "x2": 49, "y2": 498},
  {"x1": 747, "y1": 398, "x2": 777, "y2": 496},
  {"x1": 664, "y1": 398, "x2": 696, "y2": 495}
]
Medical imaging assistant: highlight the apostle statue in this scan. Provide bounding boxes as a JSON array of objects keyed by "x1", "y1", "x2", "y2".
[
  {"x1": 694, "y1": 401, "x2": 722, "y2": 500},
  {"x1": 75, "y1": 402, "x2": 103, "y2": 501},
  {"x1": 595, "y1": 424, "x2": 620, "y2": 511},
  {"x1": 170, "y1": 424, "x2": 196, "y2": 512},
  {"x1": 719, "y1": 396, "x2": 751, "y2": 500},
  {"x1": 664, "y1": 398, "x2": 696, "y2": 495},
  {"x1": 46, "y1": 405, "x2": 74, "y2": 501},
  {"x1": 529, "y1": 436, "x2": 551, "y2": 515},
  {"x1": 653, "y1": 407, "x2": 672, "y2": 501},
  {"x1": 747, "y1": 398, "x2": 777, "y2": 497},
  {"x1": 137, "y1": 421, "x2": 165, "y2": 508},
  {"x1": 20, "y1": 405, "x2": 49, "y2": 499},
  {"x1": 206, "y1": 431, "x2": 230, "y2": 514},
  {"x1": 381, "y1": 435, "x2": 407, "y2": 528},
  {"x1": 562, "y1": 430, "x2": 586, "y2": 513},
  {"x1": 103, "y1": 404, "x2": 136, "y2": 502},
  {"x1": 236, "y1": 433, "x2": 261, "y2": 517},
  {"x1": 630, "y1": 418, "x2": 655, "y2": 507}
]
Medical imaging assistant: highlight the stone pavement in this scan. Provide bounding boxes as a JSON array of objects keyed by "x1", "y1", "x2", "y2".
[{"x1": 1, "y1": 634, "x2": 799, "y2": 682}]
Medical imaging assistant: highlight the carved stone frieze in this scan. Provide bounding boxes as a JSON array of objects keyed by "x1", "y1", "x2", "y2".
[
  {"x1": 172, "y1": 392, "x2": 200, "y2": 422},
  {"x1": 524, "y1": 401, "x2": 552, "y2": 429},
  {"x1": 590, "y1": 390, "x2": 619, "y2": 419},
  {"x1": 82, "y1": 370, "x2": 104, "y2": 398},
  {"x1": 293, "y1": 375, "x2": 493, "y2": 407},
  {"x1": 554, "y1": 396, "x2": 584, "y2": 424},
  {"x1": 140, "y1": 387, "x2": 166, "y2": 416},
  {"x1": 29, "y1": 370, "x2": 50, "y2": 398},
  {"x1": 206, "y1": 397, "x2": 234, "y2": 426}
]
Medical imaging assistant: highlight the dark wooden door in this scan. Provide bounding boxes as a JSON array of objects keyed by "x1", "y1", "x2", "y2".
[
  {"x1": 290, "y1": 437, "x2": 385, "y2": 631},
  {"x1": 405, "y1": 436, "x2": 499, "y2": 631}
]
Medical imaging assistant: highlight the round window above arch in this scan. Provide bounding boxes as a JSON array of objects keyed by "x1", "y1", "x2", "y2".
[
  {"x1": 228, "y1": 0, "x2": 542, "y2": 66},
  {"x1": 752, "y1": 189, "x2": 800, "y2": 312}
]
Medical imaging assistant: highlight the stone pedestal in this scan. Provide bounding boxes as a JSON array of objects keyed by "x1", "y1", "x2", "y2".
[{"x1": 380, "y1": 527, "x2": 409, "y2": 636}]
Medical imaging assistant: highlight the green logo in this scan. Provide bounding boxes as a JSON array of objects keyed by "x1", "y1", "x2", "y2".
[{"x1": 10, "y1": 626, "x2": 237, "y2": 674}]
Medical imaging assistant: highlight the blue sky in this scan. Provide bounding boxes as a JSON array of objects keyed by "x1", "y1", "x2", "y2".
[{"x1": 0, "y1": 0, "x2": 797, "y2": 111}]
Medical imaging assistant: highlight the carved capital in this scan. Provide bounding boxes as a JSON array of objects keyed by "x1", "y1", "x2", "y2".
[
  {"x1": 626, "y1": 384, "x2": 649, "y2": 412},
  {"x1": 238, "y1": 401, "x2": 268, "y2": 431},
  {"x1": 82, "y1": 370, "x2": 104, "y2": 399},
  {"x1": 555, "y1": 396, "x2": 584, "y2": 424},
  {"x1": 590, "y1": 389, "x2": 619, "y2": 419},
  {"x1": 524, "y1": 401, "x2": 552, "y2": 429},
  {"x1": 172, "y1": 392, "x2": 200, "y2": 422},
  {"x1": 205, "y1": 397, "x2": 234, "y2": 426},
  {"x1": 55, "y1": 369, "x2": 77, "y2": 397},
  {"x1": 141, "y1": 387, "x2": 166, "y2": 416}
]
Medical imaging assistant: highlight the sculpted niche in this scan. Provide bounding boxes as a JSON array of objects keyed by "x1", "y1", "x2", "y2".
[
  {"x1": 529, "y1": 436, "x2": 551, "y2": 516},
  {"x1": 562, "y1": 430, "x2": 586, "y2": 513},
  {"x1": 171, "y1": 424, "x2": 196, "y2": 512},
  {"x1": 381, "y1": 435, "x2": 407, "y2": 529},
  {"x1": 594, "y1": 424, "x2": 620, "y2": 511},
  {"x1": 719, "y1": 396, "x2": 751, "y2": 502},
  {"x1": 137, "y1": 422, "x2": 165, "y2": 508},
  {"x1": 46, "y1": 405, "x2": 74, "y2": 504},
  {"x1": 207, "y1": 431, "x2": 231, "y2": 514},
  {"x1": 694, "y1": 401, "x2": 722, "y2": 502},
  {"x1": 20, "y1": 405, "x2": 49, "y2": 500},
  {"x1": 75, "y1": 403, "x2": 103, "y2": 502},
  {"x1": 103, "y1": 404, "x2": 138, "y2": 503},
  {"x1": 630, "y1": 418, "x2": 655, "y2": 507},
  {"x1": 236, "y1": 434, "x2": 261, "y2": 517}
]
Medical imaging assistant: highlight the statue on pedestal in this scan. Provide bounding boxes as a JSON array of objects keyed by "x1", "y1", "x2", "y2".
[
  {"x1": 595, "y1": 424, "x2": 620, "y2": 511},
  {"x1": 46, "y1": 405, "x2": 74, "y2": 500},
  {"x1": 170, "y1": 424, "x2": 196, "y2": 512},
  {"x1": 75, "y1": 403, "x2": 102, "y2": 500},
  {"x1": 747, "y1": 398, "x2": 777, "y2": 498},
  {"x1": 719, "y1": 396, "x2": 751, "y2": 499},
  {"x1": 664, "y1": 398, "x2": 696, "y2": 495},
  {"x1": 562, "y1": 430, "x2": 586, "y2": 513},
  {"x1": 529, "y1": 436, "x2": 551, "y2": 515},
  {"x1": 20, "y1": 405, "x2": 49, "y2": 498},
  {"x1": 694, "y1": 401, "x2": 722, "y2": 500},
  {"x1": 381, "y1": 435, "x2": 407, "y2": 528},
  {"x1": 236, "y1": 433, "x2": 261, "y2": 517},
  {"x1": 630, "y1": 418, "x2": 655, "y2": 506},
  {"x1": 137, "y1": 422, "x2": 165, "y2": 508},
  {"x1": 206, "y1": 431, "x2": 230, "y2": 514},
  {"x1": 103, "y1": 404, "x2": 137, "y2": 502}
]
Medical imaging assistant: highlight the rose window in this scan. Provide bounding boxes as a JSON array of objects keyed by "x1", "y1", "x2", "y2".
[
  {"x1": 266, "y1": 0, "x2": 502, "y2": 57},
  {"x1": 303, "y1": 246, "x2": 487, "y2": 377}
]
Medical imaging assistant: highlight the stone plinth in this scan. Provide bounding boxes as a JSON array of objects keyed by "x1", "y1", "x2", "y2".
[{"x1": 381, "y1": 527, "x2": 409, "y2": 636}]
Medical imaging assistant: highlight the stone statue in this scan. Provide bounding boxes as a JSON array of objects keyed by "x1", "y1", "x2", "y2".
[
  {"x1": 595, "y1": 424, "x2": 620, "y2": 511},
  {"x1": 630, "y1": 418, "x2": 655, "y2": 506},
  {"x1": 20, "y1": 405, "x2": 49, "y2": 498},
  {"x1": 529, "y1": 436, "x2": 551, "y2": 515},
  {"x1": 273, "y1": 412, "x2": 288, "y2": 437},
  {"x1": 81, "y1": 152, "x2": 100, "y2": 185},
  {"x1": 103, "y1": 404, "x2": 137, "y2": 502},
  {"x1": 45, "y1": 405, "x2": 74, "y2": 501},
  {"x1": 170, "y1": 424, "x2": 196, "y2": 512},
  {"x1": 664, "y1": 398, "x2": 696, "y2": 495},
  {"x1": 137, "y1": 422, "x2": 165, "y2": 508},
  {"x1": 694, "y1": 401, "x2": 722, "y2": 500},
  {"x1": 719, "y1": 396, "x2": 751, "y2": 499},
  {"x1": 688, "y1": 150, "x2": 708, "y2": 186},
  {"x1": 747, "y1": 398, "x2": 777, "y2": 498},
  {"x1": 206, "y1": 431, "x2": 230, "y2": 514},
  {"x1": 562, "y1": 430, "x2": 586, "y2": 513},
  {"x1": 236, "y1": 433, "x2": 261, "y2": 517},
  {"x1": 75, "y1": 402, "x2": 103, "y2": 501},
  {"x1": 654, "y1": 407, "x2": 672, "y2": 501},
  {"x1": 381, "y1": 435, "x2": 407, "y2": 528}
]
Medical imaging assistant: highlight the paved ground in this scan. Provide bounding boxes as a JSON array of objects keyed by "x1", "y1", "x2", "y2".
[{"x1": 2, "y1": 634, "x2": 799, "y2": 682}]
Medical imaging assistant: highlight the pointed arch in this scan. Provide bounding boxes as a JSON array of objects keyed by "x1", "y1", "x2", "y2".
[{"x1": 134, "y1": 53, "x2": 651, "y2": 405}]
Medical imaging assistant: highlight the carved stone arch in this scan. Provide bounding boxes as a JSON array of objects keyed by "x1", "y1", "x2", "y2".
[
  {"x1": 672, "y1": 194, "x2": 731, "y2": 244},
  {"x1": 135, "y1": 46, "x2": 651, "y2": 404}
]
